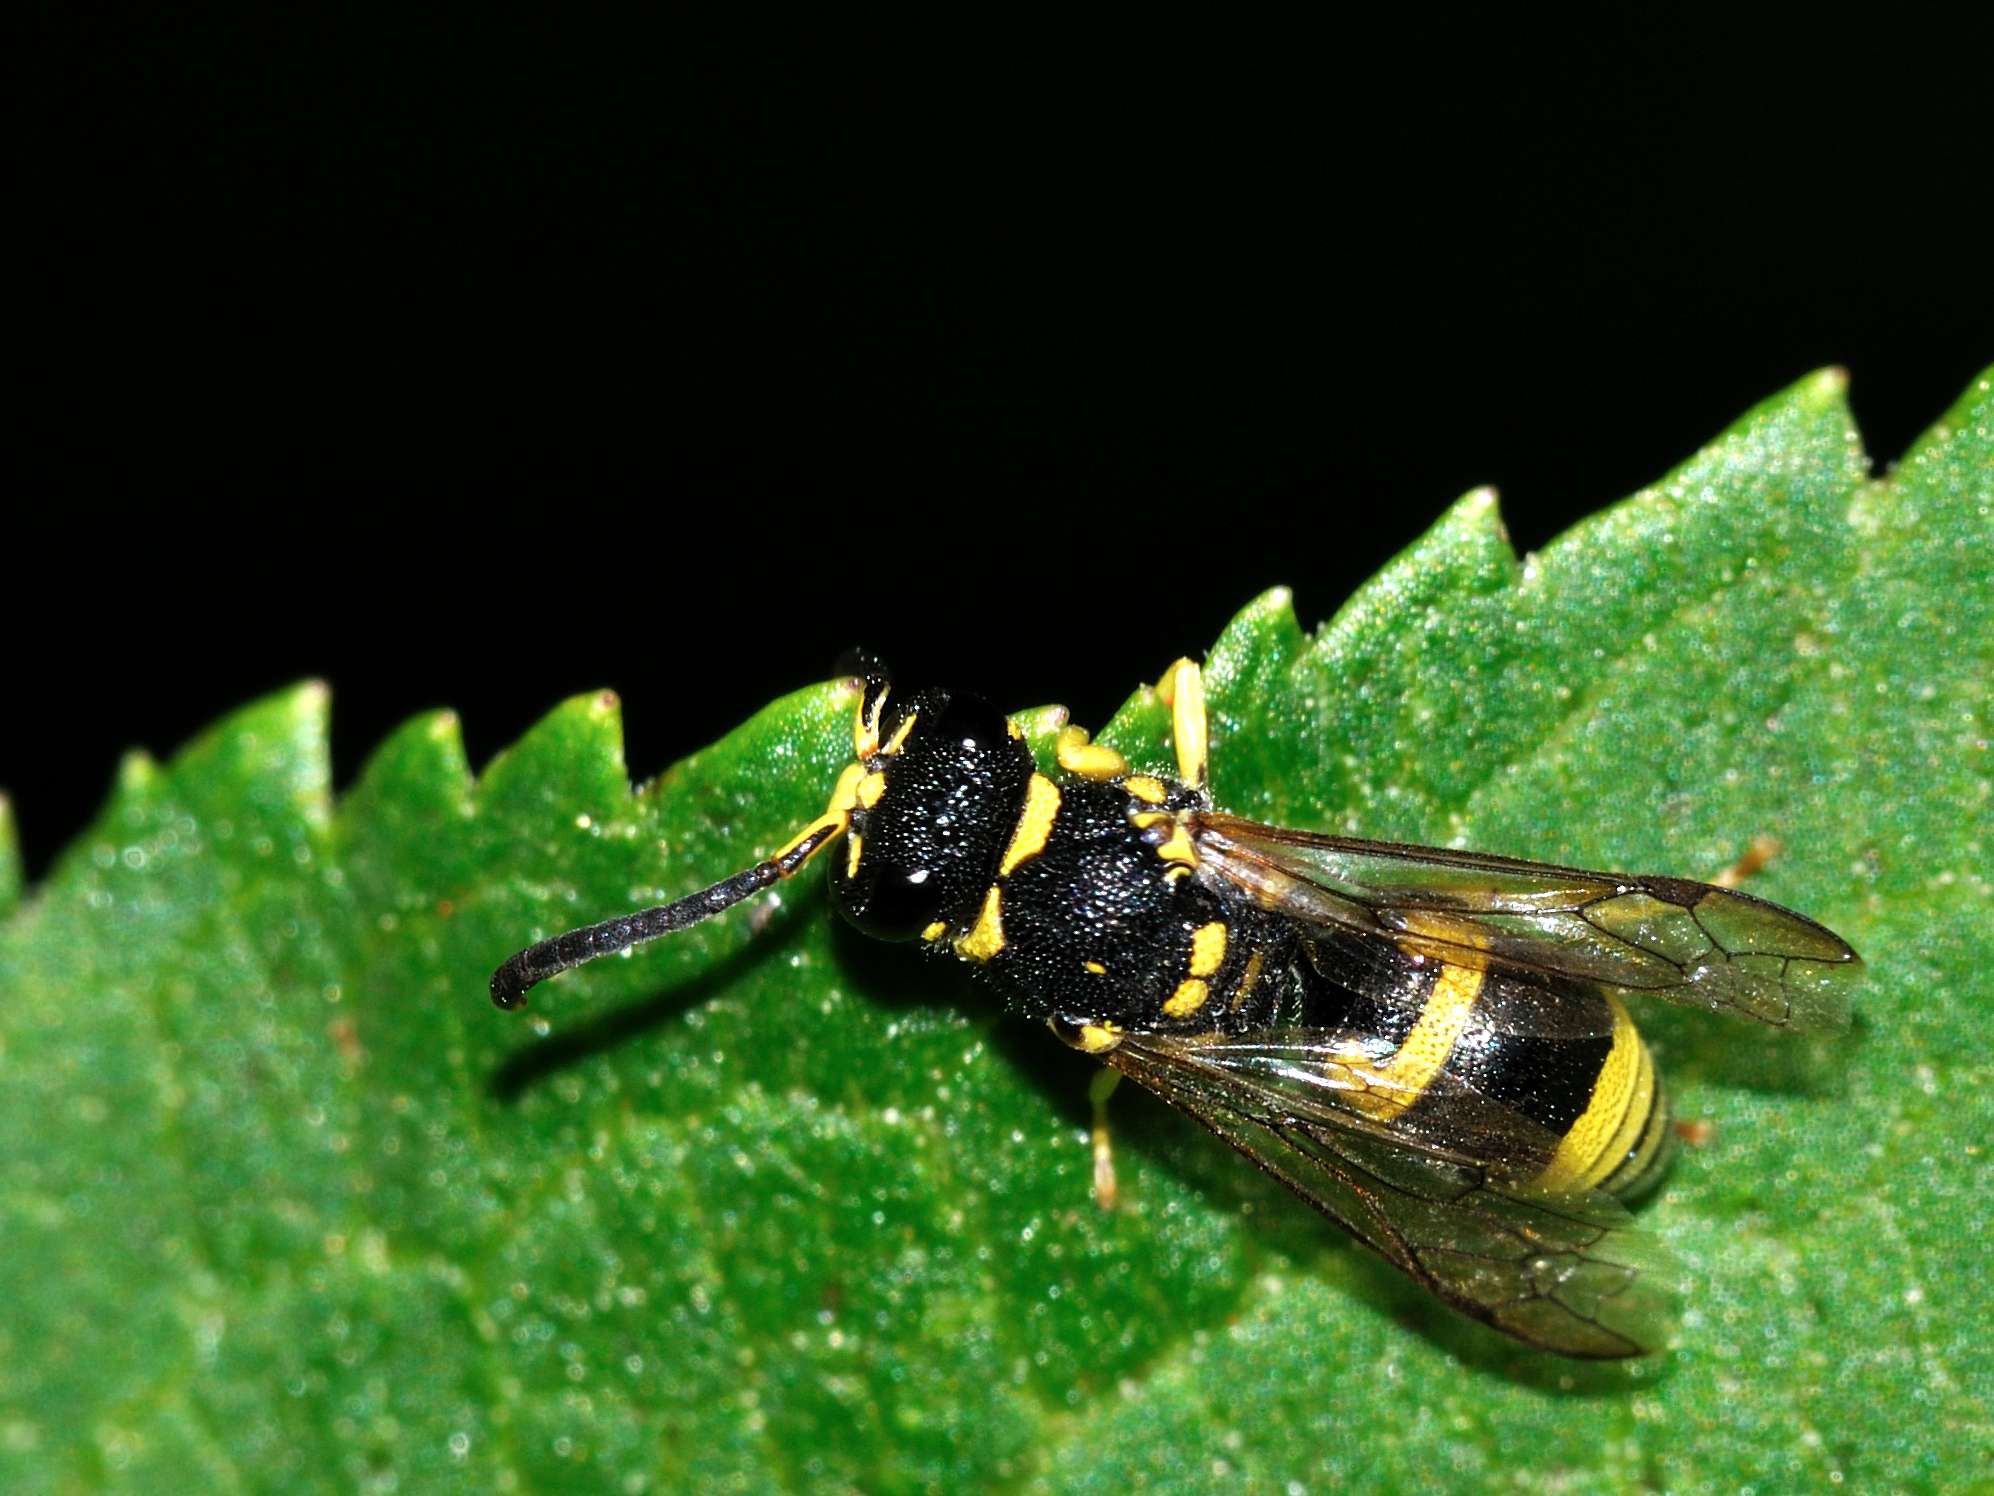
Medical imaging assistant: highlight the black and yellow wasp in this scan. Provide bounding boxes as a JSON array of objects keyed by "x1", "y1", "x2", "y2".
[{"x1": 491, "y1": 656, "x2": 1862, "y2": 1358}]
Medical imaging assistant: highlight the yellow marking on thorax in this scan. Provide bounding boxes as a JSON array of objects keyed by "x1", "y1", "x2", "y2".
[
  {"x1": 882, "y1": 711, "x2": 920, "y2": 757},
  {"x1": 1535, "y1": 994, "x2": 1655, "y2": 1193},
  {"x1": 1083, "y1": 960, "x2": 1107, "y2": 975},
  {"x1": 998, "y1": 774, "x2": 1061, "y2": 877},
  {"x1": 955, "y1": 886, "x2": 1006, "y2": 962},
  {"x1": 1162, "y1": 978, "x2": 1210, "y2": 1018},
  {"x1": 1189, "y1": 921, "x2": 1228, "y2": 977},
  {"x1": 856, "y1": 770, "x2": 887, "y2": 810},
  {"x1": 921, "y1": 920, "x2": 948, "y2": 942},
  {"x1": 1057, "y1": 725, "x2": 1129, "y2": 781},
  {"x1": 1124, "y1": 775, "x2": 1168, "y2": 804},
  {"x1": 1154, "y1": 823, "x2": 1199, "y2": 870},
  {"x1": 845, "y1": 833, "x2": 864, "y2": 879},
  {"x1": 1338, "y1": 960, "x2": 1486, "y2": 1121}
]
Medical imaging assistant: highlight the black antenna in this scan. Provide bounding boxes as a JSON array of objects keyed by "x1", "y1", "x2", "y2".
[{"x1": 489, "y1": 821, "x2": 841, "y2": 1010}]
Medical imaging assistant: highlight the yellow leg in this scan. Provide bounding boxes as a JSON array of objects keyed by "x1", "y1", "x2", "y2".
[
  {"x1": 1713, "y1": 834, "x2": 1781, "y2": 889},
  {"x1": 1056, "y1": 724, "x2": 1130, "y2": 781},
  {"x1": 1155, "y1": 658, "x2": 1208, "y2": 791},
  {"x1": 1089, "y1": 1066, "x2": 1122, "y2": 1212}
]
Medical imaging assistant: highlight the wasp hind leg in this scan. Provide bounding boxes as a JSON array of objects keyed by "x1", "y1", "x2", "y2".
[
  {"x1": 1088, "y1": 1067, "x2": 1122, "y2": 1212},
  {"x1": 1154, "y1": 657, "x2": 1208, "y2": 792},
  {"x1": 1048, "y1": 1015, "x2": 1126, "y2": 1211},
  {"x1": 1712, "y1": 834, "x2": 1782, "y2": 889}
]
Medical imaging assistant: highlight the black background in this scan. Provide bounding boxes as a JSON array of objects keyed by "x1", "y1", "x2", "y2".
[{"x1": 14, "y1": 12, "x2": 1988, "y2": 877}]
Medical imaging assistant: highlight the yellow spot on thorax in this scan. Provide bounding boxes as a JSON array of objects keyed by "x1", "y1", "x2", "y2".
[
  {"x1": 856, "y1": 771, "x2": 887, "y2": 810},
  {"x1": 998, "y1": 774, "x2": 1061, "y2": 877},
  {"x1": 1057, "y1": 725, "x2": 1129, "y2": 781},
  {"x1": 845, "y1": 833, "x2": 864, "y2": 878},
  {"x1": 1083, "y1": 960, "x2": 1107, "y2": 975},
  {"x1": 1188, "y1": 921, "x2": 1228, "y2": 977},
  {"x1": 1162, "y1": 978, "x2": 1210, "y2": 1018},
  {"x1": 921, "y1": 920, "x2": 949, "y2": 942},
  {"x1": 955, "y1": 886, "x2": 1005, "y2": 962},
  {"x1": 1124, "y1": 775, "x2": 1168, "y2": 804}
]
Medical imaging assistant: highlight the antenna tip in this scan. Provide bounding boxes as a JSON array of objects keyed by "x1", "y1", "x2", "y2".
[{"x1": 490, "y1": 959, "x2": 532, "y2": 1011}]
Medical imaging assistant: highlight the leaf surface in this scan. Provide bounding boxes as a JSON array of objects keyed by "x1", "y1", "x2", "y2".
[{"x1": 3, "y1": 368, "x2": 1989, "y2": 1493}]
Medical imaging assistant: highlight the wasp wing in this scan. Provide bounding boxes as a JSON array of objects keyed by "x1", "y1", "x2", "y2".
[
  {"x1": 1107, "y1": 1026, "x2": 1678, "y2": 1357},
  {"x1": 1191, "y1": 814, "x2": 1860, "y2": 1032}
]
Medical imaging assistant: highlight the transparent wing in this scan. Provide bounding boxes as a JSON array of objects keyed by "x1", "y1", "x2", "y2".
[
  {"x1": 1191, "y1": 814, "x2": 1861, "y2": 1032},
  {"x1": 1108, "y1": 1026, "x2": 1679, "y2": 1358}
]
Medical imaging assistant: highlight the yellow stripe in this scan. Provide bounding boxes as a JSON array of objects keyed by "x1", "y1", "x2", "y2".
[
  {"x1": 855, "y1": 687, "x2": 888, "y2": 758},
  {"x1": 1162, "y1": 979, "x2": 1210, "y2": 1017},
  {"x1": 998, "y1": 774, "x2": 1061, "y2": 876},
  {"x1": 774, "y1": 762, "x2": 867, "y2": 861},
  {"x1": 882, "y1": 711, "x2": 920, "y2": 757},
  {"x1": 845, "y1": 833, "x2": 864, "y2": 879},
  {"x1": 1535, "y1": 994, "x2": 1650, "y2": 1192},
  {"x1": 1586, "y1": 1036, "x2": 1659, "y2": 1192},
  {"x1": 1341, "y1": 962, "x2": 1485, "y2": 1121},
  {"x1": 1608, "y1": 1078, "x2": 1673, "y2": 1195},
  {"x1": 955, "y1": 886, "x2": 1005, "y2": 962}
]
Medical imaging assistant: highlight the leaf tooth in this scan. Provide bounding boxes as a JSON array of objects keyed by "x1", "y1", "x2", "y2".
[
  {"x1": 1306, "y1": 485, "x2": 1523, "y2": 662},
  {"x1": 1892, "y1": 362, "x2": 1994, "y2": 485},
  {"x1": 154, "y1": 679, "x2": 335, "y2": 833},
  {"x1": 338, "y1": 708, "x2": 476, "y2": 842},
  {"x1": 474, "y1": 688, "x2": 634, "y2": 833}
]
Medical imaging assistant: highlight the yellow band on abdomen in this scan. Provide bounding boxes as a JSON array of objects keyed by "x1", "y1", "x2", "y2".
[{"x1": 1535, "y1": 993, "x2": 1656, "y2": 1193}]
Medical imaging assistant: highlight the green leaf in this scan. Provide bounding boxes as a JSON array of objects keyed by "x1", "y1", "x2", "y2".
[{"x1": 4, "y1": 368, "x2": 1989, "y2": 1493}]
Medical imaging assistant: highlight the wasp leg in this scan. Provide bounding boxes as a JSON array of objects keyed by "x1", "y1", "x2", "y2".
[
  {"x1": 1056, "y1": 724, "x2": 1129, "y2": 781},
  {"x1": 1155, "y1": 657, "x2": 1208, "y2": 791},
  {"x1": 1089, "y1": 1066, "x2": 1122, "y2": 1212},
  {"x1": 1712, "y1": 834, "x2": 1781, "y2": 889}
]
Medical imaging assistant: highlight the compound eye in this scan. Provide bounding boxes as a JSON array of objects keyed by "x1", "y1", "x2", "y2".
[{"x1": 829, "y1": 848, "x2": 945, "y2": 942}]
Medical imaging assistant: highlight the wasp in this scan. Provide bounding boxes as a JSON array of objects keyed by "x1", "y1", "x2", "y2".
[{"x1": 490, "y1": 656, "x2": 1862, "y2": 1358}]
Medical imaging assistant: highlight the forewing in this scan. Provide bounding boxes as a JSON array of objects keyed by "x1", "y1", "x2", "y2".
[
  {"x1": 1192, "y1": 814, "x2": 1861, "y2": 1032},
  {"x1": 1108, "y1": 1027, "x2": 1678, "y2": 1358}
]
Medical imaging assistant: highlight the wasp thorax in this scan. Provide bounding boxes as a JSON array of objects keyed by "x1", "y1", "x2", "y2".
[{"x1": 829, "y1": 687, "x2": 1033, "y2": 941}]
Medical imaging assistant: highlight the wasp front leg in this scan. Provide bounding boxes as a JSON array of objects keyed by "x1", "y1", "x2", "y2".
[{"x1": 1155, "y1": 657, "x2": 1208, "y2": 792}]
